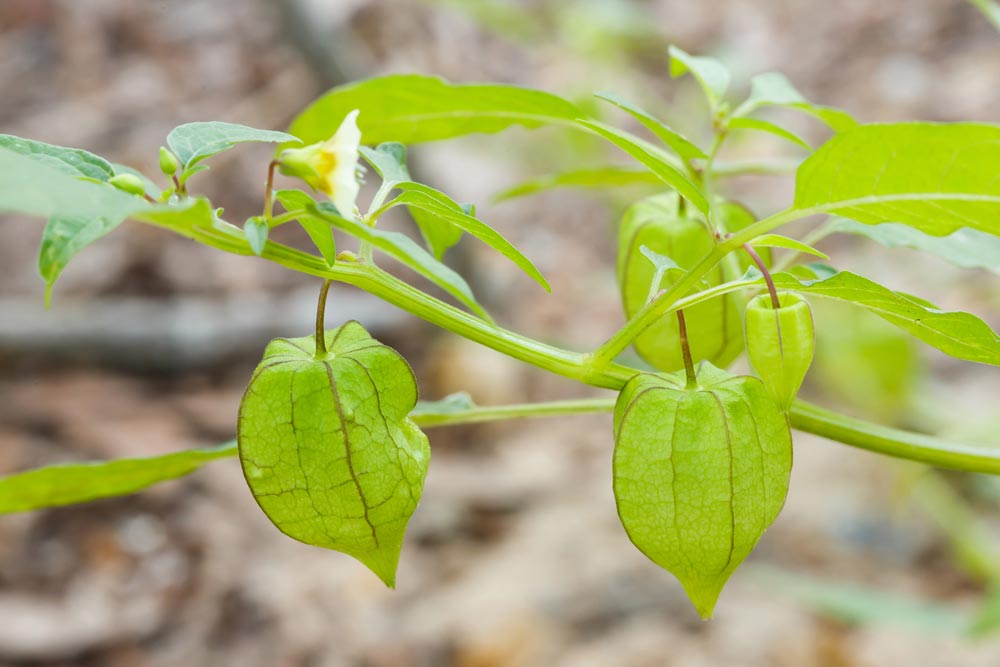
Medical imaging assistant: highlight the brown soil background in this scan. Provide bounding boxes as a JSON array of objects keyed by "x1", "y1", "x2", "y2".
[{"x1": 3, "y1": 1, "x2": 1000, "y2": 665}]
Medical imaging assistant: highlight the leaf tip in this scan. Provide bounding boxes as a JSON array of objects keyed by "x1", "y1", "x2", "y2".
[
  {"x1": 359, "y1": 551, "x2": 400, "y2": 589},
  {"x1": 682, "y1": 577, "x2": 727, "y2": 620}
]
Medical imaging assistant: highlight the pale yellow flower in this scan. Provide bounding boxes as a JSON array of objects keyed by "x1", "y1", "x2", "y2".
[{"x1": 279, "y1": 109, "x2": 361, "y2": 218}]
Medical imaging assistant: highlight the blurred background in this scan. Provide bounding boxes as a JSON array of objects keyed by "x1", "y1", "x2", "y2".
[{"x1": 3, "y1": 0, "x2": 1000, "y2": 665}]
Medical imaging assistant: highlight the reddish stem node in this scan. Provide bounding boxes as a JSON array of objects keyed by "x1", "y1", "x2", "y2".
[{"x1": 743, "y1": 243, "x2": 780, "y2": 309}]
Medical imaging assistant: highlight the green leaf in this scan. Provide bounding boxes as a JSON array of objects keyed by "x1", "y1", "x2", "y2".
[
  {"x1": 275, "y1": 189, "x2": 338, "y2": 266},
  {"x1": 360, "y1": 163, "x2": 467, "y2": 259},
  {"x1": 737, "y1": 72, "x2": 857, "y2": 131},
  {"x1": 389, "y1": 182, "x2": 549, "y2": 290},
  {"x1": 244, "y1": 216, "x2": 269, "y2": 256},
  {"x1": 0, "y1": 443, "x2": 235, "y2": 514},
  {"x1": 668, "y1": 45, "x2": 731, "y2": 110},
  {"x1": 38, "y1": 216, "x2": 125, "y2": 305},
  {"x1": 613, "y1": 364, "x2": 793, "y2": 618},
  {"x1": 579, "y1": 119, "x2": 709, "y2": 214},
  {"x1": 728, "y1": 117, "x2": 811, "y2": 150},
  {"x1": 595, "y1": 91, "x2": 707, "y2": 159},
  {"x1": 22, "y1": 183, "x2": 210, "y2": 307},
  {"x1": 639, "y1": 244, "x2": 680, "y2": 272},
  {"x1": 0, "y1": 145, "x2": 156, "y2": 303},
  {"x1": 299, "y1": 218, "x2": 338, "y2": 266},
  {"x1": 238, "y1": 322, "x2": 430, "y2": 587},
  {"x1": 639, "y1": 245, "x2": 682, "y2": 303},
  {"x1": 494, "y1": 165, "x2": 663, "y2": 201},
  {"x1": 359, "y1": 142, "x2": 411, "y2": 187},
  {"x1": 773, "y1": 269, "x2": 1000, "y2": 365},
  {"x1": 794, "y1": 123, "x2": 1000, "y2": 237},
  {"x1": 275, "y1": 188, "x2": 314, "y2": 213},
  {"x1": 408, "y1": 204, "x2": 465, "y2": 260},
  {"x1": 288, "y1": 74, "x2": 582, "y2": 146},
  {"x1": 131, "y1": 197, "x2": 220, "y2": 233},
  {"x1": 0, "y1": 134, "x2": 115, "y2": 181},
  {"x1": 306, "y1": 200, "x2": 492, "y2": 321},
  {"x1": 0, "y1": 146, "x2": 141, "y2": 221},
  {"x1": 750, "y1": 234, "x2": 829, "y2": 259},
  {"x1": 827, "y1": 218, "x2": 1000, "y2": 275},
  {"x1": 166, "y1": 121, "x2": 299, "y2": 170}
]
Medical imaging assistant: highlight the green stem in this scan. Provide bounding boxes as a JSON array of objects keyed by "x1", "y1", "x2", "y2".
[
  {"x1": 413, "y1": 397, "x2": 1000, "y2": 475},
  {"x1": 269, "y1": 209, "x2": 306, "y2": 227},
  {"x1": 743, "y1": 243, "x2": 780, "y2": 308},
  {"x1": 255, "y1": 243, "x2": 636, "y2": 389},
  {"x1": 411, "y1": 397, "x2": 615, "y2": 428},
  {"x1": 788, "y1": 400, "x2": 1000, "y2": 475},
  {"x1": 711, "y1": 158, "x2": 801, "y2": 177},
  {"x1": 133, "y1": 211, "x2": 1000, "y2": 475},
  {"x1": 8, "y1": 395, "x2": 1000, "y2": 516},
  {"x1": 28, "y1": 397, "x2": 998, "y2": 480},
  {"x1": 676, "y1": 310, "x2": 698, "y2": 389},
  {"x1": 315, "y1": 279, "x2": 332, "y2": 358},
  {"x1": 702, "y1": 131, "x2": 727, "y2": 192},
  {"x1": 263, "y1": 160, "x2": 280, "y2": 222}
]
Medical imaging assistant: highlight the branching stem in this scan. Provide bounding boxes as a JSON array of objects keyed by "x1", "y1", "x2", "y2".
[{"x1": 135, "y1": 206, "x2": 1000, "y2": 475}]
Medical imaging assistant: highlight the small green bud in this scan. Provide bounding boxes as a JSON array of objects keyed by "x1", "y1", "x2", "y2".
[
  {"x1": 745, "y1": 292, "x2": 815, "y2": 410},
  {"x1": 159, "y1": 146, "x2": 179, "y2": 176},
  {"x1": 108, "y1": 173, "x2": 146, "y2": 196}
]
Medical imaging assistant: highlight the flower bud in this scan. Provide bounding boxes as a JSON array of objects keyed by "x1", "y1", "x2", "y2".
[
  {"x1": 159, "y1": 147, "x2": 179, "y2": 176},
  {"x1": 108, "y1": 173, "x2": 146, "y2": 196},
  {"x1": 745, "y1": 292, "x2": 815, "y2": 410}
]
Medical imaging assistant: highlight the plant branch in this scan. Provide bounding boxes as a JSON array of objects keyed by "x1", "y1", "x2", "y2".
[
  {"x1": 788, "y1": 401, "x2": 1000, "y2": 475},
  {"x1": 410, "y1": 397, "x2": 615, "y2": 427},
  {"x1": 711, "y1": 158, "x2": 801, "y2": 177},
  {"x1": 133, "y1": 211, "x2": 1000, "y2": 475}
]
